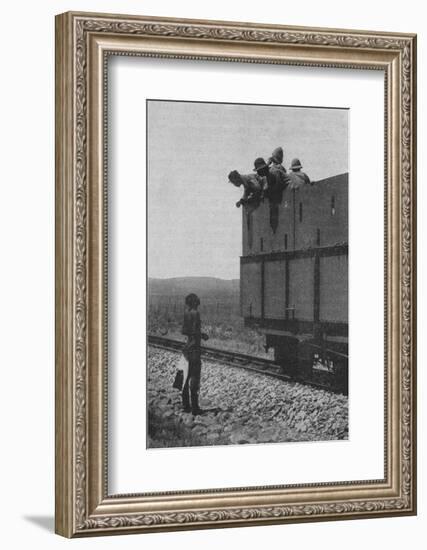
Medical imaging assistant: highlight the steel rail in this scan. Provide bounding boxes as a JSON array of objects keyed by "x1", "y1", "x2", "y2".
[{"x1": 148, "y1": 334, "x2": 346, "y2": 394}]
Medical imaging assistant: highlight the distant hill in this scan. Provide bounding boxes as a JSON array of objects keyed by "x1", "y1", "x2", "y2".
[{"x1": 148, "y1": 277, "x2": 239, "y2": 301}]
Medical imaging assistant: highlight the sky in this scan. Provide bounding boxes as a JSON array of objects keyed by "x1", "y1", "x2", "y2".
[{"x1": 147, "y1": 100, "x2": 348, "y2": 280}]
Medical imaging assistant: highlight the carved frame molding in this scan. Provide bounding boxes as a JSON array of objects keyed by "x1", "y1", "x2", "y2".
[{"x1": 55, "y1": 12, "x2": 416, "y2": 537}]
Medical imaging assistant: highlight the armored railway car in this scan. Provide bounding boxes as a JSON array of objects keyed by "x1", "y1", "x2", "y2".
[{"x1": 240, "y1": 173, "x2": 348, "y2": 392}]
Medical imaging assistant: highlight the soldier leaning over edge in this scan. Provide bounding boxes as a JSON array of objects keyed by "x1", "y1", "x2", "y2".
[
  {"x1": 228, "y1": 170, "x2": 265, "y2": 214},
  {"x1": 267, "y1": 146, "x2": 290, "y2": 198},
  {"x1": 253, "y1": 152, "x2": 289, "y2": 233}
]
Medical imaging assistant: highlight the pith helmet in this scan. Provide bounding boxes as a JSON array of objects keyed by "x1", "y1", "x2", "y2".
[
  {"x1": 253, "y1": 157, "x2": 269, "y2": 171},
  {"x1": 290, "y1": 158, "x2": 303, "y2": 170},
  {"x1": 271, "y1": 146, "x2": 284, "y2": 163}
]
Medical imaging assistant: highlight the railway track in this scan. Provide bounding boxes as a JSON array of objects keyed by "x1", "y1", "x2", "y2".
[{"x1": 148, "y1": 334, "x2": 344, "y2": 394}]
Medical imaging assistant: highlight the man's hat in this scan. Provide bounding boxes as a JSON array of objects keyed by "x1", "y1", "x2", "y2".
[
  {"x1": 253, "y1": 157, "x2": 269, "y2": 171},
  {"x1": 271, "y1": 146, "x2": 284, "y2": 163},
  {"x1": 290, "y1": 158, "x2": 303, "y2": 170}
]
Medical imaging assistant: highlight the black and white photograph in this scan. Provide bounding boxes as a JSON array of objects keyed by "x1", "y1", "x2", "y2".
[
  {"x1": 147, "y1": 99, "x2": 349, "y2": 449},
  {"x1": 0, "y1": 0, "x2": 420, "y2": 544}
]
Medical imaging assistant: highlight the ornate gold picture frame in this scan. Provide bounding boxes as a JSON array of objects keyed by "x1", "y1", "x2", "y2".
[{"x1": 55, "y1": 11, "x2": 416, "y2": 537}]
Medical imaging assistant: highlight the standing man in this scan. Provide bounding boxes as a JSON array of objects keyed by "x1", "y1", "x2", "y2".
[{"x1": 181, "y1": 293, "x2": 209, "y2": 415}]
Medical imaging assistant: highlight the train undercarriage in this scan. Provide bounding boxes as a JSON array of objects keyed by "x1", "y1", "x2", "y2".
[{"x1": 246, "y1": 320, "x2": 348, "y2": 394}]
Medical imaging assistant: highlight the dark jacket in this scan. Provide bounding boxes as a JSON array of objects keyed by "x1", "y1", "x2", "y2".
[
  {"x1": 266, "y1": 163, "x2": 290, "y2": 203},
  {"x1": 288, "y1": 170, "x2": 311, "y2": 189},
  {"x1": 182, "y1": 308, "x2": 202, "y2": 359}
]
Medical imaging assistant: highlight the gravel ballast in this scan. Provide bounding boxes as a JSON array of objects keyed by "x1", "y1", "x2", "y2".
[{"x1": 147, "y1": 346, "x2": 348, "y2": 448}]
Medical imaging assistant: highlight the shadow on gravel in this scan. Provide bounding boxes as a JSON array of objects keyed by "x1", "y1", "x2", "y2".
[{"x1": 198, "y1": 406, "x2": 233, "y2": 415}]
